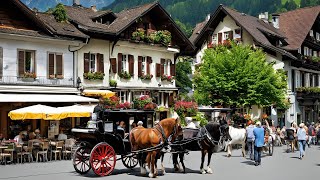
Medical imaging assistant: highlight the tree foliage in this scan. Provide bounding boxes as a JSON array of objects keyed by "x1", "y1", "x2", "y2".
[
  {"x1": 176, "y1": 59, "x2": 192, "y2": 93},
  {"x1": 193, "y1": 43, "x2": 287, "y2": 107},
  {"x1": 53, "y1": 3, "x2": 67, "y2": 22}
]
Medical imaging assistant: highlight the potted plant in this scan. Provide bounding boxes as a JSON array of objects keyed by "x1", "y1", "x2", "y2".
[
  {"x1": 22, "y1": 72, "x2": 36, "y2": 82},
  {"x1": 109, "y1": 79, "x2": 117, "y2": 87},
  {"x1": 116, "y1": 102, "x2": 131, "y2": 109},
  {"x1": 131, "y1": 28, "x2": 145, "y2": 41},
  {"x1": 161, "y1": 74, "x2": 174, "y2": 82},
  {"x1": 174, "y1": 100, "x2": 198, "y2": 126},
  {"x1": 83, "y1": 72, "x2": 105, "y2": 80},
  {"x1": 133, "y1": 95, "x2": 156, "y2": 110},
  {"x1": 140, "y1": 74, "x2": 153, "y2": 80},
  {"x1": 119, "y1": 71, "x2": 131, "y2": 79},
  {"x1": 193, "y1": 112, "x2": 208, "y2": 127},
  {"x1": 104, "y1": 95, "x2": 120, "y2": 109}
]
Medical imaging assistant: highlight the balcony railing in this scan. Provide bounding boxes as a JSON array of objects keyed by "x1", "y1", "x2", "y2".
[{"x1": 0, "y1": 76, "x2": 74, "y2": 87}]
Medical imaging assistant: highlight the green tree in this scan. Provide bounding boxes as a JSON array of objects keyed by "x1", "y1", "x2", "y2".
[
  {"x1": 193, "y1": 43, "x2": 287, "y2": 108},
  {"x1": 53, "y1": 3, "x2": 67, "y2": 22},
  {"x1": 176, "y1": 58, "x2": 193, "y2": 93}
]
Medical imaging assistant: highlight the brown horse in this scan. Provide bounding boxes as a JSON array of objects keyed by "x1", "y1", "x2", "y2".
[{"x1": 130, "y1": 117, "x2": 181, "y2": 178}]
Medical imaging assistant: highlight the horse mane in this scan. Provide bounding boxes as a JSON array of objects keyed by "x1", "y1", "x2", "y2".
[{"x1": 205, "y1": 122, "x2": 221, "y2": 141}]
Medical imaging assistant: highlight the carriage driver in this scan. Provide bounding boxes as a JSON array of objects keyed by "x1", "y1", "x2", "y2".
[{"x1": 93, "y1": 96, "x2": 105, "y2": 120}]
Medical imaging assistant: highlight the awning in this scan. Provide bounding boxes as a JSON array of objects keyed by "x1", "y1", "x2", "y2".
[
  {"x1": 81, "y1": 90, "x2": 115, "y2": 98},
  {"x1": 8, "y1": 104, "x2": 58, "y2": 120},
  {"x1": 0, "y1": 94, "x2": 98, "y2": 103},
  {"x1": 56, "y1": 104, "x2": 95, "y2": 119}
]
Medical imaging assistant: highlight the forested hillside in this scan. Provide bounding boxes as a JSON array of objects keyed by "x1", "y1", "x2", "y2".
[{"x1": 105, "y1": 0, "x2": 320, "y2": 37}]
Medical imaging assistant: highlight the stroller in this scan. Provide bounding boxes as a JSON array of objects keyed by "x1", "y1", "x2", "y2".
[{"x1": 285, "y1": 128, "x2": 296, "y2": 153}]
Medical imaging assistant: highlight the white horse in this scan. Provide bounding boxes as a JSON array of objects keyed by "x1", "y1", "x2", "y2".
[{"x1": 225, "y1": 126, "x2": 246, "y2": 157}]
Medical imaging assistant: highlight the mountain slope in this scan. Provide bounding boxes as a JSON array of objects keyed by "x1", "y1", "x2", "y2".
[{"x1": 21, "y1": 0, "x2": 115, "y2": 11}]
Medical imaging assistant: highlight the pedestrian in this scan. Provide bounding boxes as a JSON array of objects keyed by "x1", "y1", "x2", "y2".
[
  {"x1": 308, "y1": 122, "x2": 316, "y2": 146},
  {"x1": 253, "y1": 121, "x2": 264, "y2": 166},
  {"x1": 246, "y1": 120, "x2": 255, "y2": 160},
  {"x1": 297, "y1": 123, "x2": 307, "y2": 159}
]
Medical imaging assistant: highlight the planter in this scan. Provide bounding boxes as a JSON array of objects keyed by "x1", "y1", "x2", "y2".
[{"x1": 21, "y1": 78, "x2": 35, "y2": 82}]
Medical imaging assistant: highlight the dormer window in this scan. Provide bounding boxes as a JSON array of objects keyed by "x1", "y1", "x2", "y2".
[
  {"x1": 92, "y1": 12, "x2": 116, "y2": 25},
  {"x1": 310, "y1": 30, "x2": 314, "y2": 37}
]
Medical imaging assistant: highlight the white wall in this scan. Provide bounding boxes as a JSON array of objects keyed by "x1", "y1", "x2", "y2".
[
  {"x1": 0, "y1": 34, "x2": 79, "y2": 86},
  {"x1": 110, "y1": 40, "x2": 176, "y2": 89},
  {"x1": 76, "y1": 38, "x2": 110, "y2": 88}
]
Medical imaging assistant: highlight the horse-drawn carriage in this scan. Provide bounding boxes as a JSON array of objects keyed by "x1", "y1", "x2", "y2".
[{"x1": 71, "y1": 109, "x2": 155, "y2": 176}]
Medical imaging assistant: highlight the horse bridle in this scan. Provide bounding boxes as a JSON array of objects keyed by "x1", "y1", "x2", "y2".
[{"x1": 155, "y1": 122, "x2": 179, "y2": 144}]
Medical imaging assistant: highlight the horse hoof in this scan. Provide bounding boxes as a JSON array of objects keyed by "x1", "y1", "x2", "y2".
[
  {"x1": 227, "y1": 154, "x2": 231, "y2": 157},
  {"x1": 162, "y1": 170, "x2": 166, "y2": 175},
  {"x1": 206, "y1": 167, "x2": 213, "y2": 174},
  {"x1": 201, "y1": 169, "x2": 206, "y2": 174},
  {"x1": 141, "y1": 167, "x2": 147, "y2": 175},
  {"x1": 149, "y1": 173, "x2": 155, "y2": 178}
]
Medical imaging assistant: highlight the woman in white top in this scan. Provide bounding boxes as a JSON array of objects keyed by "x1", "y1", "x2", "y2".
[
  {"x1": 297, "y1": 123, "x2": 307, "y2": 159},
  {"x1": 14, "y1": 132, "x2": 25, "y2": 145}
]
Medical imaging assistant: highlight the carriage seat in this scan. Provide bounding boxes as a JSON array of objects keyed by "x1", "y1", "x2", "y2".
[{"x1": 183, "y1": 128, "x2": 200, "y2": 139}]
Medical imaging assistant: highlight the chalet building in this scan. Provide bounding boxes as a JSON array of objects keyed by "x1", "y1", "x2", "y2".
[
  {"x1": 0, "y1": 0, "x2": 97, "y2": 138},
  {"x1": 41, "y1": 1, "x2": 194, "y2": 120},
  {"x1": 190, "y1": 5, "x2": 320, "y2": 126}
]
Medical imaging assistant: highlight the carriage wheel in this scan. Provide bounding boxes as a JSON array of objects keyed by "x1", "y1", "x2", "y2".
[
  {"x1": 121, "y1": 154, "x2": 138, "y2": 169},
  {"x1": 268, "y1": 137, "x2": 274, "y2": 156},
  {"x1": 90, "y1": 143, "x2": 116, "y2": 176},
  {"x1": 73, "y1": 146, "x2": 91, "y2": 174}
]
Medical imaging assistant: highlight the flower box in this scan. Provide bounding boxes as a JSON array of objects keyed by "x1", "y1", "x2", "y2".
[
  {"x1": 140, "y1": 74, "x2": 153, "y2": 80},
  {"x1": 119, "y1": 71, "x2": 131, "y2": 79},
  {"x1": 161, "y1": 74, "x2": 174, "y2": 82},
  {"x1": 21, "y1": 77, "x2": 35, "y2": 82},
  {"x1": 133, "y1": 95, "x2": 156, "y2": 110},
  {"x1": 83, "y1": 72, "x2": 104, "y2": 80}
]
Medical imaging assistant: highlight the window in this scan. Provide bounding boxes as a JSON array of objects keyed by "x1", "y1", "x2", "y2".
[
  {"x1": 317, "y1": 32, "x2": 320, "y2": 41},
  {"x1": 118, "y1": 91, "x2": 127, "y2": 103},
  {"x1": 122, "y1": 54, "x2": 128, "y2": 72},
  {"x1": 48, "y1": 52, "x2": 63, "y2": 79},
  {"x1": 309, "y1": 49, "x2": 313, "y2": 57},
  {"x1": 18, "y1": 50, "x2": 36, "y2": 77},
  {"x1": 304, "y1": 47, "x2": 309, "y2": 56},
  {"x1": 212, "y1": 34, "x2": 217, "y2": 44},
  {"x1": 314, "y1": 51, "x2": 318, "y2": 57},
  {"x1": 298, "y1": 47, "x2": 301, "y2": 54},
  {"x1": 224, "y1": 32, "x2": 229, "y2": 40},
  {"x1": 310, "y1": 30, "x2": 314, "y2": 37},
  {"x1": 141, "y1": 57, "x2": 146, "y2": 74},
  {"x1": 163, "y1": 60, "x2": 168, "y2": 75},
  {"x1": 90, "y1": 54, "x2": 96, "y2": 72}
]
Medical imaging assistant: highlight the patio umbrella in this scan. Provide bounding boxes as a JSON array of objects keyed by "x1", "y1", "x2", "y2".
[
  {"x1": 8, "y1": 104, "x2": 59, "y2": 120},
  {"x1": 81, "y1": 90, "x2": 115, "y2": 98},
  {"x1": 50, "y1": 104, "x2": 95, "y2": 120}
]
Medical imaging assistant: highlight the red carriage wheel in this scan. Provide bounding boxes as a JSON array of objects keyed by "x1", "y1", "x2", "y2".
[
  {"x1": 90, "y1": 143, "x2": 116, "y2": 176},
  {"x1": 73, "y1": 146, "x2": 91, "y2": 174}
]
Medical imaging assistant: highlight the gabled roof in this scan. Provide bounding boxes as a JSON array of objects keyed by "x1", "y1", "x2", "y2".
[
  {"x1": 191, "y1": 5, "x2": 296, "y2": 59},
  {"x1": 278, "y1": 6, "x2": 320, "y2": 50},
  {"x1": 189, "y1": 20, "x2": 207, "y2": 45},
  {"x1": 36, "y1": 13, "x2": 89, "y2": 39}
]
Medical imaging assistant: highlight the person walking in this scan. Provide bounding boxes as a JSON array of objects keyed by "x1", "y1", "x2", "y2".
[
  {"x1": 246, "y1": 120, "x2": 255, "y2": 160},
  {"x1": 253, "y1": 121, "x2": 264, "y2": 166},
  {"x1": 297, "y1": 123, "x2": 307, "y2": 159},
  {"x1": 308, "y1": 122, "x2": 316, "y2": 146}
]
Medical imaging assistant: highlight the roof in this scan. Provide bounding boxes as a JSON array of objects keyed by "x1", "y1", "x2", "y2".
[
  {"x1": 189, "y1": 20, "x2": 207, "y2": 45},
  {"x1": 64, "y1": 2, "x2": 157, "y2": 35},
  {"x1": 191, "y1": 5, "x2": 296, "y2": 59},
  {"x1": 0, "y1": 93, "x2": 98, "y2": 103},
  {"x1": 279, "y1": 6, "x2": 320, "y2": 50},
  {"x1": 36, "y1": 12, "x2": 89, "y2": 39}
]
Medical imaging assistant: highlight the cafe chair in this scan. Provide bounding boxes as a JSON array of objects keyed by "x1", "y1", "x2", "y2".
[
  {"x1": 3, "y1": 143, "x2": 15, "y2": 164},
  {"x1": 36, "y1": 141, "x2": 49, "y2": 162},
  {"x1": 0, "y1": 152, "x2": 11, "y2": 165},
  {"x1": 62, "y1": 139, "x2": 75, "y2": 160},
  {"x1": 52, "y1": 141, "x2": 64, "y2": 160}
]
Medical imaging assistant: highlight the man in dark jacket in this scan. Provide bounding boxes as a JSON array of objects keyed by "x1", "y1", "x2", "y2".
[{"x1": 93, "y1": 97, "x2": 105, "y2": 120}]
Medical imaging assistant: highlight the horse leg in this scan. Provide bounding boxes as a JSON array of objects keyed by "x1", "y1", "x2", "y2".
[
  {"x1": 140, "y1": 153, "x2": 148, "y2": 175},
  {"x1": 160, "y1": 152, "x2": 166, "y2": 174},
  {"x1": 154, "y1": 153, "x2": 159, "y2": 176},
  {"x1": 200, "y1": 150, "x2": 207, "y2": 174},
  {"x1": 179, "y1": 152, "x2": 186, "y2": 173},
  {"x1": 227, "y1": 143, "x2": 232, "y2": 157},
  {"x1": 241, "y1": 141, "x2": 246, "y2": 157},
  {"x1": 149, "y1": 151, "x2": 157, "y2": 178},
  {"x1": 172, "y1": 153, "x2": 179, "y2": 172},
  {"x1": 206, "y1": 150, "x2": 213, "y2": 174}
]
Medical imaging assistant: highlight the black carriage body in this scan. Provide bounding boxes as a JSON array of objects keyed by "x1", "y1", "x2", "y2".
[{"x1": 72, "y1": 109, "x2": 155, "y2": 155}]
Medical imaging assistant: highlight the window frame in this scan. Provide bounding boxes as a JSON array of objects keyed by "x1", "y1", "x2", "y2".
[
  {"x1": 47, "y1": 52, "x2": 63, "y2": 78},
  {"x1": 304, "y1": 47, "x2": 309, "y2": 56},
  {"x1": 223, "y1": 32, "x2": 229, "y2": 40},
  {"x1": 18, "y1": 49, "x2": 36, "y2": 74},
  {"x1": 141, "y1": 56, "x2": 146, "y2": 74},
  {"x1": 121, "y1": 54, "x2": 128, "y2": 72}
]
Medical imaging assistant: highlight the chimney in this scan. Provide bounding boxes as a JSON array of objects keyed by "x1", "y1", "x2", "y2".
[
  {"x1": 258, "y1": 12, "x2": 269, "y2": 23},
  {"x1": 73, "y1": 0, "x2": 80, "y2": 6},
  {"x1": 91, "y1": 5, "x2": 97, "y2": 12},
  {"x1": 272, "y1": 14, "x2": 279, "y2": 29},
  {"x1": 206, "y1": 14, "x2": 211, "y2": 21}
]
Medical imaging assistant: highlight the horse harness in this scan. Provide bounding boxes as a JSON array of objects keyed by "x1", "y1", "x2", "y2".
[{"x1": 154, "y1": 123, "x2": 179, "y2": 146}]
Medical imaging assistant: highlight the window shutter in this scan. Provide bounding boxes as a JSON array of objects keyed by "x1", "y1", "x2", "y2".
[
  {"x1": 48, "y1": 53, "x2": 55, "y2": 78},
  {"x1": 169, "y1": 93, "x2": 174, "y2": 106},
  {"x1": 229, "y1": 31, "x2": 233, "y2": 40},
  {"x1": 0, "y1": 47, "x2": 3, "y2": 78},
  {"x1": 56, "y1": 54, "x2": 63, "y2": 76},
  {"x1": 170, "y1": 61, "x2": 175, "y2": 76},
  {"x1": 156, "y1": 63, "x2": 161, "y2": 77},
  {"x1": 218, "y1": 33, "x2": 222, "y2": 44},
  {"x1": 84, "y1": 53, "x2": 89, "y2": 73},
  {"x1": 97, "y1": 53, "x2": 104, "y2": 73},
  {"x1": 161, "y1": 58, "x2": 165, "y2": 75},
  {"x1": 118, "y1": 53, "x2": 122, "y2": 73},
  {"x1": 110, "y1": 58, "x2": 117, "y2": 73},
  {"x1": 146, "y1": 56, "x2": 152, "y2": 74},
  {"x1": 128, "y1": 54, "x2": 134, "y2": 76},
  {"x1": 208, "y1": 34, "x2": 212, "y2": 45},
  {"x1": 18, "y1": 50, "x2": 25, "y2": 77},
  {"x1": 138, "y1": 56, "x2": 142, "y2": 77}
]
